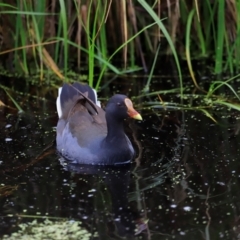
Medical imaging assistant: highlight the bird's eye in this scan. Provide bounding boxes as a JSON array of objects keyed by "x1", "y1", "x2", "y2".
[{"x1": 117, "y1": 102, "x2": 122, "y2": 106}]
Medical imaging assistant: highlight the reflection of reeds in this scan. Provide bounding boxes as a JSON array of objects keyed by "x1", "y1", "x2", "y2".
[{"x1": 0, "y1": 0, "x2": 239, "y2": 81}]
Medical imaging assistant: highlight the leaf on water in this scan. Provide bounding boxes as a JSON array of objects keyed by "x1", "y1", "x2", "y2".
[
  {"x1": 135, "y1": 218, "x2": 148, "y2": 235},
  {"x1": 215, "y1": 101, "x2": 240, "y2": 111},
  {"x1": 199, "y1": 109, "x2": 217, "y2": 123}
]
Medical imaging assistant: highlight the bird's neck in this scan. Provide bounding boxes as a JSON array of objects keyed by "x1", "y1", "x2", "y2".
[{"x1": 105, "y1": 113, "x2": 125, "y2": 143}]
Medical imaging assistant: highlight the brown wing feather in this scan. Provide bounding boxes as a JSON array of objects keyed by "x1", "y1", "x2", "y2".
[
  {"x1": 71, "y1": 85, "x2": 99, "y2": 114},
  {"x1": 67, "y1": 97, "x2": 107, "y2": 147}
]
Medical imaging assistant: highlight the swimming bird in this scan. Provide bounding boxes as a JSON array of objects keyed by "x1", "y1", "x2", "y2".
[{"x1": 56, "y1": 82, "x2": 142, "y2": 165}]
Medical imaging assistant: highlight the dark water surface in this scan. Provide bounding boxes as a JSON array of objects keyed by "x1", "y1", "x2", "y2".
[{"x1": 1, "y1": 77, "x2": 240, "y2": 239}]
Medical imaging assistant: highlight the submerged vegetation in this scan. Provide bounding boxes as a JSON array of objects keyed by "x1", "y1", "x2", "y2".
[{"x1": 0, "y1": 0, "x2": 240, "y2": 114}]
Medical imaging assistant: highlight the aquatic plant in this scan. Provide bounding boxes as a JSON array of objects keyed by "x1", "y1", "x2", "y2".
[
  {"x1": 2, "y1": 219, "x2": 95, "y2": 240},
  {"x1": 0, "y1": 0, "x2": 240, "y2": 115},
  {"x1": 0, "y1": 0, "x2": 239, "y2": 80}
]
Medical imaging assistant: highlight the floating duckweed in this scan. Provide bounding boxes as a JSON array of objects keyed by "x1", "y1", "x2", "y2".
[{"x1": 2, "y1": 219, "x2": 94, "y2": 240}]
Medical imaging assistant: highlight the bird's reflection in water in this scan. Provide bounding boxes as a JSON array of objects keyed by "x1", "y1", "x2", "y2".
[{"x1": 59, "y1": 157, "x2": 147, "y2": 238}]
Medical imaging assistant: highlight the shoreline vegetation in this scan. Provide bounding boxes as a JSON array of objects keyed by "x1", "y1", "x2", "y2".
[{"x1": 0, "y1": 0, "x2": 240, "y2": 115}]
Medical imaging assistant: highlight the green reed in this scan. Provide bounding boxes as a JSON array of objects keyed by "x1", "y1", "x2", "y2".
[
  {"x1": 1, "y1": 0, "x2": 240, "y2": 115},
  {"x1": 215, "y1": 0, "x2": 225, "y2": 74},
  {"x1": 137, "y1": 0, "x2": 183, "y2": 96},
  {"x1": 0, "y1": 0, "x2": 240, "y2": 88},
  {"x1": 59, "y1": 0, "x2": 68, "y2": 76},
  {"x1": 95, "y1": 22, "x2": 156, "y2": 90}
]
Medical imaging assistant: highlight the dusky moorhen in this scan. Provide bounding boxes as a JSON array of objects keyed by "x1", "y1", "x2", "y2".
[{"x1": 56, "y1": 82, "x2": 142, "y2": 165}]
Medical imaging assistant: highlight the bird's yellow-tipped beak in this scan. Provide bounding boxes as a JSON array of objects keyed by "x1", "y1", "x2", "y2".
[
  {"x1": 124, "y1": 98, "x2": 142, "y2": 121},
  {"x1": 130, "y1": 112, "x2": 143, "y2": 120}
]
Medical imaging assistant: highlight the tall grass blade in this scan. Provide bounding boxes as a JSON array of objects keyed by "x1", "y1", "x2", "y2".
[
  {"x1": 214, "y1": 101, "x2": 240, "y2": 111},
  {"x1": 59, "y1": 0, "x2": 68, "y2": 76},
  {"x1": 199, "y1": 109, "x2": 216, "y2": 123},
  {"x1": 142, "y1": 42, "x2": 161, "y2": 93},
  {"x1": 95, "y1": 22, "x2": 157, "y2": 90},
  {"x1": 4, "y1": 90, "x2": 23, "y2": 112},
  {"x1": 214, "y1": 0, "x2": 225, "y2": 74},
  {"x1": 87, "y1": 0, "x2": 96, "y2": 87},
  {"x1": 137, "y1": 0, "x2": 183, "y2": 97},
  {"x1": 224, "y1": 33, "x2": 234, "y2": 74},
  {"x1": 207, "y1": 79, "x2": 240, "y2": 101},
  {"x1": 185, "y1": 9, "x2": 201, "y2": 90}
]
